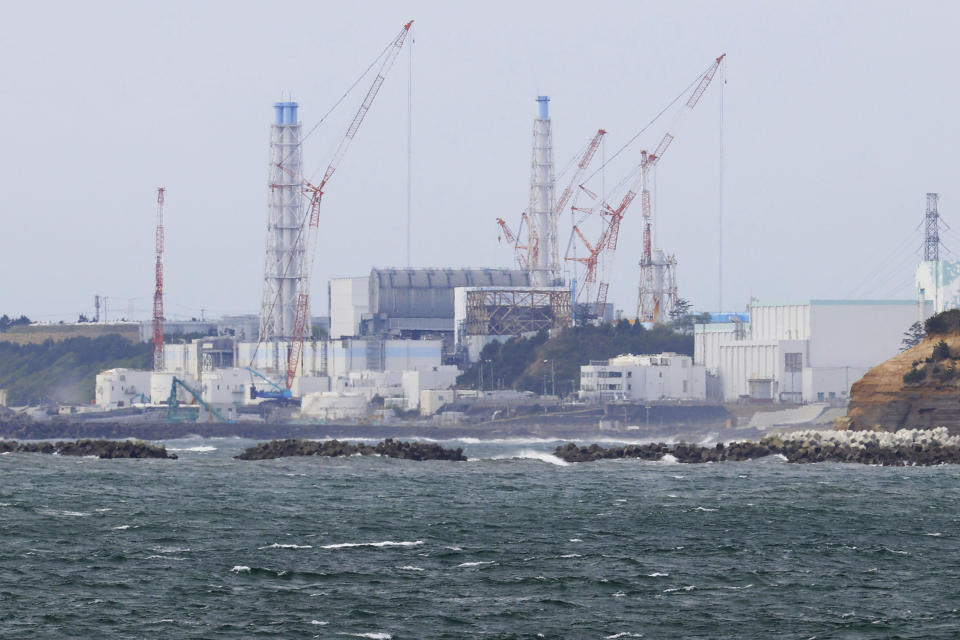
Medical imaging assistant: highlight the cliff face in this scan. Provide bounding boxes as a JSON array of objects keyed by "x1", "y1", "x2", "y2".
[{"x1": 844, "y1": 334, "x2": 960, "y2": 434}]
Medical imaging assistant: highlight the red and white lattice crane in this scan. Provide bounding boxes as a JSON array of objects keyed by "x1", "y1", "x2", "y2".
[
  {"x1": 278, "y1": 20, "x2": 413, "y2": 390},
  {"x1": 568, "y1": 54, "x2": 724, "y2": 320}
]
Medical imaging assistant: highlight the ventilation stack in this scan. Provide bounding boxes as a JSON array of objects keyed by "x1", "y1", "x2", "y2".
[
  {"x1": 259, "y1": 102, "x2": 305, "y2": 364},
  {"x1": 528, "y1": 96, "x2": 559, "y2": 287}
]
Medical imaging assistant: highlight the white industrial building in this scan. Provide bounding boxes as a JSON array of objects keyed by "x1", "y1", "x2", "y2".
[
  {"x1": 579, "y1": 353, "x2": 707, "y2": 402},
  {"x1": 329, "y1": 277, "x2": 369, "y2": 339},
  {"x1": 95, "y1": 369, "x2": 153, "y2": 408},
  {"x1": 694, "y1": 300, "x2": 916, "y2": 403}
]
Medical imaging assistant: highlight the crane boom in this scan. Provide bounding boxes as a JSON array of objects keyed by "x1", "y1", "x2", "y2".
[
  {"x1": 565, "y1": 54, "x2": 725, "y2": 317},
  {"x1": 285, "y1": 20, "x2": 413, "y2": 390},
  {"x1": 554, "y1": 129, "x2": 606, "y2": 217}
]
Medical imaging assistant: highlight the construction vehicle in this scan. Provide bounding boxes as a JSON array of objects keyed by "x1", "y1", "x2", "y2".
[
  {"x1": 245, "y1": 367, "x2": 293, "y2": 403},
  {"x1": 166, "y1": 376, "x2": 229, "y2": 423}
]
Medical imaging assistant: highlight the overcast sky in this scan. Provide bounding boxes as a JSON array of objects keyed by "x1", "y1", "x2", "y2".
[{"x1": 2, "y1": 0, "x2": 959, "y2": 322}]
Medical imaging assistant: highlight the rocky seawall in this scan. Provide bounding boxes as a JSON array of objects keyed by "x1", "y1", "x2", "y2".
[
  {"x1": 844, "y1": 332, "x2": 960, "y2": 433},
  {"x1": 236, "y1": 438, "x2": 467, "y2": 462},
  {"x1": 555, "y1": 428, "x2": 960, "y2": 466},
  {"x1": 0, "y1": 439, "x2": 176, "y2": 459}
]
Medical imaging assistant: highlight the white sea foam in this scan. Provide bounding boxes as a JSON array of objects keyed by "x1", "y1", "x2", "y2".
[
  {"x1": 258, "y1": 543, "x2": 312, "y2": 550},
  {"x1": 648, "y1": 572, "x2": 669, "y2": 577},
  {"x1": 694, "y1": 507, "x2": 718, "y2": 512},
  {"x1": 321, "y1": 540, "x2": 423, "y2": 550},
  {"x1": 925, "y1": 532, "x2": 943, "y2": 537},
  {"x1": 663, "y1": 585, "x2": 695, "y2": 593},
  {"x1": 605, "y1": 633, "x2": 643, "y2": 639},
  {"x1": 456, "y1": 561, "x2": 496, "y2": 568},
  {"x1": 559, "y1": 553, "x2": 581, "y2": 558},
  {"x1": 569, "y1": 538, "x2": 583, "y2": 543},
  {"x1": 612, "y1": 591, "x2": 627, "y2": 597},
  {"x1": 491, "y1": 450, "x2": 569, "y2": 466},
  {"x1": 111, "y1": 525, "x2": 130, "y2": 530},
  {"x1": 310, "y1": 620, "x2": 328, "y2": 625},
  {"x1": 95, "y1": 508, "x2": 111, "y2": 512},
  {"x1": 168, "y1": 446, "x2": 217, "y2": 453},
  {"x1": 444, "y1": 546, "x2": 462, "y2": 551},
  {"x1": 347, "y1": 633, "x2": 392, "y2": 639},
  {"x1": 0, "y1": 503, "x2": 10, "y2": 507},
  {"x1": 659, "y1": 454, "x2": 678, "y2": 463},
  {"x1": 397, "y1": 565, "x2": 424, "y2": 571},
  {"x1": 230, "y1": 565, "x2": 251, "y2": 573}
]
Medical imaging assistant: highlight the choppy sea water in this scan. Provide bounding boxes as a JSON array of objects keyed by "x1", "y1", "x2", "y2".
[{"x1": 2, "y1": 436, "x2": 959, "y2": 639}]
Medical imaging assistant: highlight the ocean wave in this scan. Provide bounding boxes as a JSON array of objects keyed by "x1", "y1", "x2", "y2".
[
  {"x1": 559, "y1": 553, "x2": 582, "y2": 558},
  {"x1": 168, "y1": 446, "x2": 217, "y2": 453},
  {"x1": 456, "y1": 561, "x2": 497, "y2": 568},
  {"x1": 258, "y1": 543, "x2": 312, "y2": 550},
  {"x1": 111, "y1": 525, "x2": 131, "y2": 530},
  {"x1": 659, "y1": 454, "x2": 679, "y2": 463},
  {"x1": 648, "y1": 572, "x2": 669, "y2": 577},
  {"x1": 606, "y1": 633, "x2": 643, "y2": 639},
  {"x1": 310, "y1": 620, "x2": 328, "y2": 626},
  {"x1": 663, "y1": 585, "x2": 695, "y2": 593},
  {"x1": 694, "y1": 507, "x2": 718, "y2": 512},
  {"x1": 231, "y1": 565, "x2": 251, "y2": 573},
  {"x1": 345, "y1": 633, "x2": 391, "y2": 640},
  {"x1": 321, "y1": 540, "x2": 423, "y2": 550},
  {"x1": 489, "y1": 450, "x2": 569, "y2": 466},
  {"x1": 397, "y1": 565, "x2": 424, "y2": 571}
]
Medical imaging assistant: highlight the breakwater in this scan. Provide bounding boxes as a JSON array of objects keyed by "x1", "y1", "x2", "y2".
[
  {"x1": 0, "y1": 439, "x2": 175, "y2": 459},
  {"x1": 555, "y1": 427, "x2": 960, "y2": 466},
  {"x1": 235, "y1": 438, "x2": 467, "y2": 461}
]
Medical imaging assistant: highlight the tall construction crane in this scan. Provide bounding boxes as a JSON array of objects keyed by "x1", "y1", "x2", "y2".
[
  {"x1": 569, "y1": 54, "x2": 724, "y2": 320},
  {"x1": 277, "y1": 20, "x2": 413, "y2": 390},
  {"x1": 636, "y1": 54, "x2": 723, "y2": 322},
  {"x1": 496, "y1": 214, "x2": 530, "y2": 270},
  {"x1": 152, "y1": 187, "x2": 165, "y2": 371}
]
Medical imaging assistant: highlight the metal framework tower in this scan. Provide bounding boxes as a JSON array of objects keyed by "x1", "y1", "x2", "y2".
[
  {"x1": 259, "y1": 102, "x2": 304, "y2": 354},
  {"x1": 925, "y1": 192, "x2": 941, "y2": 261},
  {"x1": 152, "y1": 187, "x2": 165, "y2": 371},
  {"x1": 528, "y1": 96, "x2": 558, "y2": 286}
]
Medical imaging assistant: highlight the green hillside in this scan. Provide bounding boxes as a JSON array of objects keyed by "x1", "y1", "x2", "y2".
[
  {"x1": 457, "y1": 321, "x2": 694, "y2": 394},
  {"x1": 0, "y1": 335, "x2": 152, "y2": 406}
]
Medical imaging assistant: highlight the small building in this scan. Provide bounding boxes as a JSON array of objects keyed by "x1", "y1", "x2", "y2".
[
  {"x1": 579, "y1": 353, "x2": 707, "y2": 403},
  {"x1": 95, "y1": 368, "x2": 153, "y2": 408}
]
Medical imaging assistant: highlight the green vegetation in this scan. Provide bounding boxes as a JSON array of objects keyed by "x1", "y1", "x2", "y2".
[
  {"x1": 933, "y1": 339, "x2": 952, "y2": 361},
  {"x1": 0, "y1": 315, "x2": 30, "y2": 332},
  {"x1": 457, "y1": 320, "x2": 693, "y2": 394},
  {"x1": 900, "y1": 321, "x2": 926, "y2": 351},
  {"x1": 924, "y1": 309, "x2": 960, "y2": 335},
  {"x1": 0, "y1": 335, "x2": 151, "y2": 406}
]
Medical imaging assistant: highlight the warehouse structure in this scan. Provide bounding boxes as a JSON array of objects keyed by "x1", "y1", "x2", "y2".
[{"x1": 694, "y1": 300, "x2": 916, "y2": 403}]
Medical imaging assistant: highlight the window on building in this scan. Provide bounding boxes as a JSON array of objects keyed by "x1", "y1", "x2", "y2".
[
  {"x1": 683, "y1": 380, "x2": 688, "y2": 392},
  {"x1": 785, "y1": 352, "x2": 802, "y2": 373},
  {"x1": 817, "y1": 392, "x2": 824, "y2": 402}
]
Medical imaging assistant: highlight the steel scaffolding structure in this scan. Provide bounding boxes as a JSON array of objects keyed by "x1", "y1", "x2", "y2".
[{"x1": 464, "y1": 289, "x2": 571, "y2": 337}]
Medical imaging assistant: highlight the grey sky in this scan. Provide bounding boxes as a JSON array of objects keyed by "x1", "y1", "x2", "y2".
[{"x1": 2, "y1": 0, "x2": 958, "y2": 322}]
